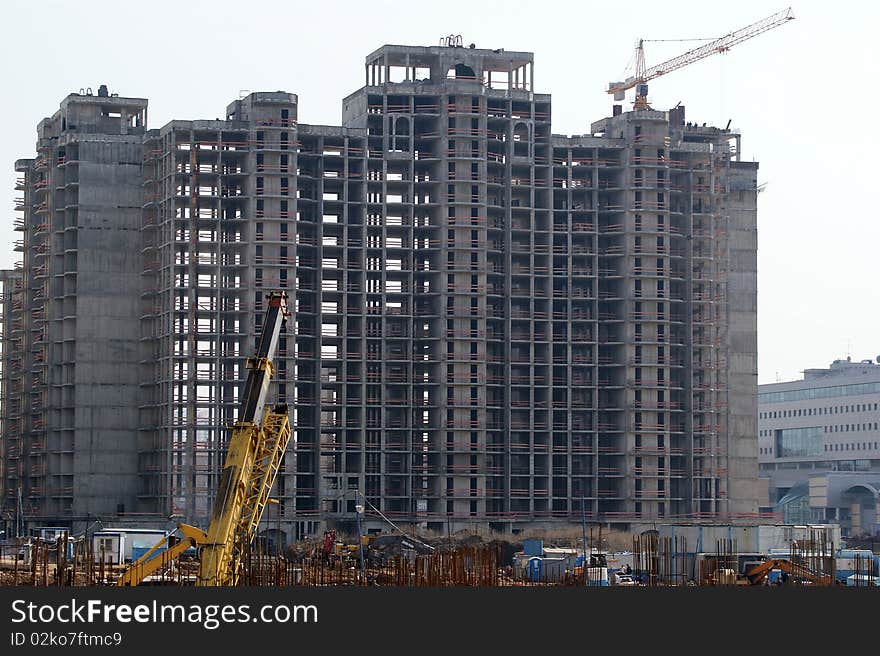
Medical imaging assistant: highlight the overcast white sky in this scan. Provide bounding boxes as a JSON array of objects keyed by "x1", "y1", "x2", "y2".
[{"x1": 1, "y1": 0, "x2": 876, "y2": 385}]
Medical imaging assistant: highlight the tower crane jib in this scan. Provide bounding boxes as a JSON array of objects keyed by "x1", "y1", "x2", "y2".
[{"x1": 607, "y1": 7, "x2": 795, "y2": 107}]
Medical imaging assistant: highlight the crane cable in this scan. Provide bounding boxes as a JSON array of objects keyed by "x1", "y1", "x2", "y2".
[
  {"x1": 643, "y1": 37, "x2": 718, "y2": 43},
  {"x1": 355, "y1": 490, "x2": 436, "y2": 552},
  {"x1": 620, "y1": 38, "x2": 717, "y2": 78}
]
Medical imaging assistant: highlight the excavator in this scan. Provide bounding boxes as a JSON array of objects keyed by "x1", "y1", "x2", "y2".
[
  {"x1": 117, "y1": 291, "x2": 291, "y2": 586},
  {"x1": 320, "y1": 528, "x2": 375, "y2": 564},
  {"x1": 743, "y1": 558, "x2": 833, "y2": 586}
]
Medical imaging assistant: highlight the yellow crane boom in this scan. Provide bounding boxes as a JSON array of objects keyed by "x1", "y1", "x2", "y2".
[
  {"x1": 114, "y1": 524, "x2": 206, "y2": 587},
  {"x1": 118, "y1": 291, "x2": 291, "y2": 586},
  {"x1": 197, "y1": 405, "x2": 291, "y2": 585}
]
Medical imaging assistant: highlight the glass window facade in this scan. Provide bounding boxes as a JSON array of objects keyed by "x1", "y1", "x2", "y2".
[
  {"x1": 775, "y1": 426, "x2": 823, "y2": 458},
  {"x1": 759, "y1": 382, "x2": 880, "y2": 404}
]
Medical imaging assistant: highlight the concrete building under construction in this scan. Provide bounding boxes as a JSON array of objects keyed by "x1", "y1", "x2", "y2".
[{"x1": 1, "y1": 43, "x2": 759, "y2": 542}]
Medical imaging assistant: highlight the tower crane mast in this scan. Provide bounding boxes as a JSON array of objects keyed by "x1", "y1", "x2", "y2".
[{"x1": 608, "y1": 7, "x2": 794, "y2": 109}]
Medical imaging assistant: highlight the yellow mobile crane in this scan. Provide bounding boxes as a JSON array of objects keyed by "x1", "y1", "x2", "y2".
[{"x1": 117, "y1": 292, "x2": 291, "y2": 586}]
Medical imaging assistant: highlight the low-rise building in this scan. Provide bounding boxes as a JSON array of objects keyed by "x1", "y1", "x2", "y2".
[{"x1": 758, "y1": 357, "x2": 880, "y2": 536}]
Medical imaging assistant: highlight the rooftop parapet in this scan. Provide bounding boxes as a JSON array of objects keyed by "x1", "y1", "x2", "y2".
[
  {"x1": 363, "y1": 43, "x2": 535, "y2": 92},
  {"x1": 37, "y1": 87, "x2": 147, "y2": 139},
  {"x1": 226, "y1": 91, "x2": 298, "y2": 123}
]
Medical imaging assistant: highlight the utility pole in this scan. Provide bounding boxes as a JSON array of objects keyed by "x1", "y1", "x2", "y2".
[
  {"x1": 355, "y1": 490, "x2": 366, "y2": 585},
  {"x1": 581, "y1": 497, "x2": 589, "y2": 585},
  {"x1": 16, "y1": 487, "x2": 24, "y2": 538}
]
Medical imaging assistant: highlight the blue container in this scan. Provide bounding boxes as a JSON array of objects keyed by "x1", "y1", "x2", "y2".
[
  {"x1": 523, "y1": 539, "x2": 543, "y2": 557},
  {"x1": 527, "y1": 557, "x2": 543, "y2": 581},
  {"x1": 132, "y1": 544, "x2": 166, "y2": 562}
]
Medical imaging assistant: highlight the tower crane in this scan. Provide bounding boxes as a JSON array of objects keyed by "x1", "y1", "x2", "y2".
[
  {"x1": 117, "y1": 291, "x2": 291, "y2": 586},
  {"x1": 608, "y1": 7, "x2": 794, "y2": 110}
]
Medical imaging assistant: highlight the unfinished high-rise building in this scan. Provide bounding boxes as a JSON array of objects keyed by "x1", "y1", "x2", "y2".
[
  {"x1": 2, "y1": 90, "x2": 147, "y2": 528},
  {"x1": 1, "y1": 44, "x2": 759, "y2": 540}
]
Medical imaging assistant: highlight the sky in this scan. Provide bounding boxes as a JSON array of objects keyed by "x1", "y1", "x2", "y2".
[{"x1": 0, "y1": 0, "x2": 877, "y2": 385}]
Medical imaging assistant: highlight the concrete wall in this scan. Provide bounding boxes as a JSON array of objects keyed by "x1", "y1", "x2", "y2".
[
  {"x1": 726, "y1": 161, "x2": 759, "y2": 515},
  {"x1": 657, "y1": 523, "x2": 840, "y2": 552},
  {"x1": 71, "y1": 138, "x2": 144, "y2": 517}
]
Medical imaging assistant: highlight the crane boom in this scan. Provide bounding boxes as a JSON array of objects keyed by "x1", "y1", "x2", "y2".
[
  {"x1": 607, "y1": 7, "x2": 794, "y2": 97},
  {"x1": 744, "y1": 558, "x2": 832, "y2": 586},
  {"x1": 118, "y1": 291, "x2": 291, "y2": 586},
  {"x1": 114, "y1": 524, "x2": 207, "y2": 587},
  {"x1": 196, "y1": 291, "x2": 291, "y2": 585}
]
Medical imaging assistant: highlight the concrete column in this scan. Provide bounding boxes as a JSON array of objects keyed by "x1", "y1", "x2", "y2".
[{"x1": 851, "y1": 501, "x2": 861, "y2": 534}]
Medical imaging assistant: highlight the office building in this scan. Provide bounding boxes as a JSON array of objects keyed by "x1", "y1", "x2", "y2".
[{"x1": 759, "y1": 357, "x2": 880, "y2": 536}]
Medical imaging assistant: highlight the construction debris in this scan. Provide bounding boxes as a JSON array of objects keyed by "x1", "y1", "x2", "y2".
[{"x1": 1, "y1": 525, "x2": 876, "y2": 587}]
